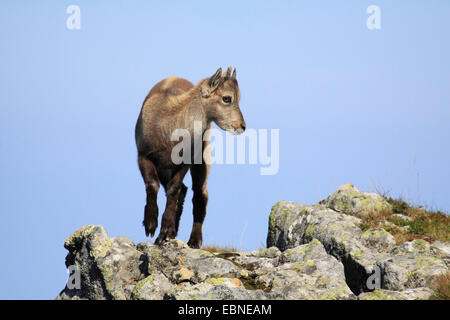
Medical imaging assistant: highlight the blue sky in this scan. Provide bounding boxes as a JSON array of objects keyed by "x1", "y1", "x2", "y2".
[{"x1": 1, "y1": 1, "x2": 449, "y2": 299}]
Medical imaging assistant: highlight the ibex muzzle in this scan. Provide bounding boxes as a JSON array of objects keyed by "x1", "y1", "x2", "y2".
[{"x1": 200, "y1": 66, "x2": 246, "y2": 135}]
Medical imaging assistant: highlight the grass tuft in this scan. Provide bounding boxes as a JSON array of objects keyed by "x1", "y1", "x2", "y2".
[
  {"x1": 358, "y1": 197, "x2": 450, "y2": 244},
  {"x1": 429, "y1": 272, "x2": 450, "y2": 300},
  {"x1": 201, "y1": 244, "x2": 237, "y2": 254}
]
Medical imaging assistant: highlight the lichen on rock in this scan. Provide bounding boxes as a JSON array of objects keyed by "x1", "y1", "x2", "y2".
[
  {"x1": 58, "y1": 184, "x2": 448, "y2": 300},
  {"x1": 266, "y1": 184, "x2": 449, "y2": 299},
  {"x1": 318, "y1": 183, "x2": 391, "y2": 217}
]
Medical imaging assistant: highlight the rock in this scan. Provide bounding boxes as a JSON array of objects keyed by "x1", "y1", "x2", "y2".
[
  {"x1": 58, "y1": 225, "x2": 145, "y2": 300},
  {"x1": 246, "y1": 247, "x2": 281, "y2": 259},
  {"x1": 318, "y1": 183, "x2": 391, "y2": 217},
  {"x1": 391, "y1": 239, "x2": 430, "y2": 255},
  {"x1": 269, "y1": 240, "x2": 355, "y2": 299},
  {"x1": 267, "y1": 184, "x2": 449, "y2": 297},
  {"x1": 376, "y1": 240, "x2": 448, "y2": 291},
  {"x1": 267, "y1": 200, "x2": 383, "y2": 294},
  {"x1": 169, "y1": 278, "x2": 253, "y2": 300},
  {"x1": 430, "y1": 241, "x2": 450, "y2": 268},
  {"x1": 57, "y1": 184, "x2": 448, "y2": 300},
  {"x1": 392, "y1": 214, "x2": 413, "y2": 222},
  {"x1": 133, "y1": 273, "x2": 174, "y2": 300},
  {"x1": 229, "y1": 239, "x2": 356, "y2": 300},
  {"x1": 361, "y1": 228, "x2": 397, "y2": 252},
  {"x1": 57, "y1": 226, "x2": 354, "y2": 300},
  {"x1": 379, "y1": 219, "x2": 409, "y2": 232},
  {"x1": 358, "y1": 287, "x2": 433, "y2": 300}
]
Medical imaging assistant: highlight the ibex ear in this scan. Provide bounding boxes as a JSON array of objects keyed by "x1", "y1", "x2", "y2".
[
  {"x1": 201, "y1": 67, "x2": 222, "y2": 98},
  {"x1": 208, "y1": 67, "x2": 222, "y2": 88}
]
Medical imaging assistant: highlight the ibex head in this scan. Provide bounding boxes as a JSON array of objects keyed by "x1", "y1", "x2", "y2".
[{"x1": 200, "y1": 67, "x2": 246, "y2": 135}]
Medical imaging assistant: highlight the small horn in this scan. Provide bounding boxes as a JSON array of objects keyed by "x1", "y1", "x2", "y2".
[
  {"x1": 225, "y1": 66, "x2": 233, "y2": 79},
  {"x1": 231, "y1": 68, "x2": 236, "y2": 80}
]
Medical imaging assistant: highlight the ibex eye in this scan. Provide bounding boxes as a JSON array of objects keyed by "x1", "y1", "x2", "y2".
[{"x1": 222, "y1": 96, "x2": 232, "y2": 104}]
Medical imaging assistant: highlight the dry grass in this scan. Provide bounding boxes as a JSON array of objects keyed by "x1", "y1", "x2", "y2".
[
  {"x1": 429, "y1": 272, "x2": 450, "y2": 300},
  {"x1": 201, "y1": 244, "x2": 238, "y2": 254},
  {"x1": 358, "y1": 197, "x2": 450, "y2": 244}
]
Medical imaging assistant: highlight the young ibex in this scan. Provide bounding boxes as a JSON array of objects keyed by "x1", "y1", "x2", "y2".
[{"x1": 135, "y1": 67, "x2": 246, "y2": 248}]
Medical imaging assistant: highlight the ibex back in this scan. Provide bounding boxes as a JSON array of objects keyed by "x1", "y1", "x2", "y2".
[{"x1": 135, "y1": 67, "x2": 246, "y2": 248}]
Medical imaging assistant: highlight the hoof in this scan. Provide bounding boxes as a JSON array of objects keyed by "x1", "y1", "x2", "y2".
[
  {"x1": 187, "y1": 238, "x2": 202, "y2": 249},
  {"x1": 155, "y1": 228, "x2": 176, "y2": 245},
  {"x1": 143, "y1": 220, "x2": 158, "y2": 238}
]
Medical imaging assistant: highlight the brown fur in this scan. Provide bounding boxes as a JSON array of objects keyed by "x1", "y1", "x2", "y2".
[{"x1": 135, "y1": 67, "x2": 246, "y2": 248}]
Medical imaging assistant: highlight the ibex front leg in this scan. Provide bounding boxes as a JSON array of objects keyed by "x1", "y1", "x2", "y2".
[
  {"x1": 188, "y1": 162, "x2": 210, "y2": 249},
  {"x1": 155, "y1": 165, "x2": 189, "y2": 245}
]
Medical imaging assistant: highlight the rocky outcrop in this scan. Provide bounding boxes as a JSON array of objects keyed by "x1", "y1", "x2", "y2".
[
  {"x1": 57, "y1": 226, "x2": 354, "y2": 300},
  {"x1": 267, "y1": 183, "x2": 449, "y2": 299},
  {"x1": 58, "y1": 184, "x2": 449, "y2": 300},
  {"x1": 317, "y1": 183, "x2": 391, "y2": 217}
]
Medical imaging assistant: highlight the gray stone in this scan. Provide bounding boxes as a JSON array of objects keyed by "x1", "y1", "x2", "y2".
[
  {"x1": 57, "y1": 184, "x2": 448, "y2": 301},
  {"x1": 318, "y1": 183, "x2": 391, "y2": 217},
  {"x1": 57, "y1": 225, "x2": 354, "y2": 300},
  {"x1": 267, "y1": 184, "x2": 449, "y2": 297},
  {"x1": 377, "y1": 240, "x2": 448, "y2": 291},
  {"x1": 358, "y1": 287, "x2": 433, "y2": 300},
  {"x1": 361, "y1": 228, "x2": 397, "y2": 252},
  {"x1": 132, "y1": 273, "x2": 174, "y2": 300}
]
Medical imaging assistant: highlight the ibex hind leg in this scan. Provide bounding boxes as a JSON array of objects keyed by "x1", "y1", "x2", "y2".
[
  {"x1": 138, "y1": 155, "x2": 160, "y2": 237},
  {"x1": 175, "y1": 183, "x2": 188, "y2": 234},
  {"x1": 155, "y1": 165, "x2": 189, "y2": 245}
]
